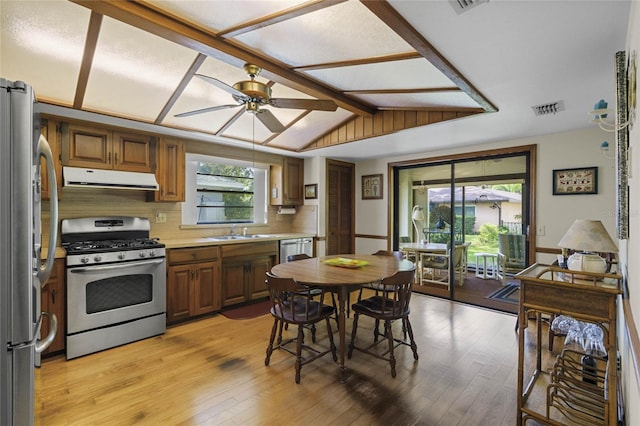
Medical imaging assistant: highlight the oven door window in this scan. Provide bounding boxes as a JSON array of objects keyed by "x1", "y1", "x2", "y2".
[{"x1": 86, "y1": 274, "x2": 153, "y2": 314}]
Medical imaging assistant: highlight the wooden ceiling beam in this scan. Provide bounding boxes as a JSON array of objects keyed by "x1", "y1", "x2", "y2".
[
  {"x1": 294, "y1": 52, "x2": 422, "y2": 71},
  {"x1": 218, "y1": 0, "x2": 346, "y2": 38},
  {"x1": 155, "y1": 53, "x2": 207, "y2": 124},
  {"x1": 345, "y1": 87, "x2": 461, "y2": 95},
  {"x1": 361, "y1": 0, "x2": 498, "y2": 113},
  {"x1": 73, "y1": 11, "x2": 102, "y2": 109},
  {"x1": 71, "y1": 0, "x2": 375, "y2": 117}
]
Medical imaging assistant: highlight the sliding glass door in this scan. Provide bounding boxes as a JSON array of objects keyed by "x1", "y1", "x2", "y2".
[{"x1": 394, "y1": 150, "x2": 531, "y2": 312}]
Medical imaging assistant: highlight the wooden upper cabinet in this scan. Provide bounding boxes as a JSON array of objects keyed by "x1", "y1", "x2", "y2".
[
  {"x1": 111, "y1": 131, "x2": 153, "y2": 173},
  {"x1": 61, "y1": 123, "x2": 153, "y2": 173},
  {"x1": 270, "y1": 157, "x2": 303, "y2": 206},
  {"x1": 39, "y1": 119, "x2": 62, "y2": 201},
  {"x1": 148, "y1": 138, "x2": 185, "y2": 202}
]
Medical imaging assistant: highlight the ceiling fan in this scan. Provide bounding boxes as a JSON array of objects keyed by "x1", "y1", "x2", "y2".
[{"x1": 175, "y1": 63, "x2": 338, "y2": 133}]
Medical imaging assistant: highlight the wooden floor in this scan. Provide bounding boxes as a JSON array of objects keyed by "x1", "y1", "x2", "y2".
[{"x1": 36, "y1": 294, "x2": 531, "y2": 425}]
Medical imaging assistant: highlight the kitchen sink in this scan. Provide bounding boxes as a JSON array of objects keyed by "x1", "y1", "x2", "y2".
[
  {"x1": 207, "y1": 234, "x2": 276, "y2": 241},
  {"x1": 207, "y1": 235, "x2": 248, "y2": 241}
]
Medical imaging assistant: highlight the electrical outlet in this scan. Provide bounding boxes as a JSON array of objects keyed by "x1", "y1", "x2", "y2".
[
  {"x1": 536, "y1": 225, "x2": 545, "y2": 236},
  {"x1": 156, "y1": 211, "x2": 167, "y2": 223}
]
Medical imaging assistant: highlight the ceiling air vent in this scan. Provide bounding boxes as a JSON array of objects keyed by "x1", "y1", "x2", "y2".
[
  {"x1": 531, "y1": 100, "x2": 565, "y2": 117},
  {"x1": 450, "y1": 0, "x2": 489, "y2": 15}
]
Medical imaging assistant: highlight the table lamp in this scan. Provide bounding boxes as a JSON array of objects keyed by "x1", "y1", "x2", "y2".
[
  {"x1": 412, "y1": 206, "x2": 425, "y2": 242},
  {"x1": 557, "y1": 219, "x2": 617, "y2": 274}
]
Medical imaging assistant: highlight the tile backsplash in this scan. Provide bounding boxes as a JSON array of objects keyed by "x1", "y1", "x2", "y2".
[{"x1": 41, "y1": 188, "x2": 317, "y2": 248}]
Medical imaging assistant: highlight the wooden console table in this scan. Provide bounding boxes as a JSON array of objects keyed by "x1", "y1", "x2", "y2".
[{"x1": 515, "y1": 264, "x2": 622, "y2": 425}]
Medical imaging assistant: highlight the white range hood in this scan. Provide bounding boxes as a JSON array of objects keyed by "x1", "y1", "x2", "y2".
[{"x1": 63, "y1": 167, "x2": 159, "y2": 191}]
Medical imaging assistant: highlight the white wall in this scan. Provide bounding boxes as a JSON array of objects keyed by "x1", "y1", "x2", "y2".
[{"x1": 354, "y1": 127, "x2": 616, "y2": 262}]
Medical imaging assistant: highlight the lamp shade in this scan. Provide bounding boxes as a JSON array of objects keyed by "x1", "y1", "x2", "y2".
[
  {"x1": 558, "y1": 220, "x2": 617, "y2": 253},
  {"x1": 412, "y1": 206, "x2": 425, "y2": 221}
]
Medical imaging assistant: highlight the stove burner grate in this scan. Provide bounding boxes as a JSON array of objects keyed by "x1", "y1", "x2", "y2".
[{"x1": 63, "y1": 238, "x2": 164, "y2": 254}]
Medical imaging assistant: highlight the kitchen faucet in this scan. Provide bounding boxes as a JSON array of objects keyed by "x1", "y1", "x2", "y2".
[{"x1": 230, "y1": 224, "x2": 236, "y2": 236}]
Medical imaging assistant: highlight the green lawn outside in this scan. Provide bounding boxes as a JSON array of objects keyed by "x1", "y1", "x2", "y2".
[{"x1": 463, "y1": 234, "x2": 499, "y2": 266}]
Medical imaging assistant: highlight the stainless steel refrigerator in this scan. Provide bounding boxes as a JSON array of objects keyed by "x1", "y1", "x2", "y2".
[{"x1": 1, "y1": 79, "x2": 59, "y2": 425}]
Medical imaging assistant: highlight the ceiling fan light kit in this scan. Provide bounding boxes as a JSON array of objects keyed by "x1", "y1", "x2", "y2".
[{"x1": 176, "y1": 63, "x2": 337, "y2": 134}]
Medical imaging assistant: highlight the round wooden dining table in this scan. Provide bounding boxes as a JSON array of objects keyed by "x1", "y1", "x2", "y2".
[{"x1": 270, "y1": 254, "x2": 415, "y2": 382}]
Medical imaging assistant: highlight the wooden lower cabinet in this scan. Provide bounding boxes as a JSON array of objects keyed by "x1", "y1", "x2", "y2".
[
  {"x1": 41, "y1": 259, "x2": 65, "y2": 356},
  {"x1": 221, "y1": 242, "x2": 277, "y2": 307},
  {"x1": 167, "y1": 247, "x2": 221, "y2": 324}
]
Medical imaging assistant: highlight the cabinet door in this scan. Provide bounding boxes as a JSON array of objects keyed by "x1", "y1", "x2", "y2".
[
  {"x1": 41, "y1": 259, "x2": 65, "y2": 355},
  {"x1": 221, "y1": 261, "x2": 247, "y2": 306},
  {"x1": 249, "y1": 256, "x2": 273, "y2": 300},
  {"x1": 39, "y1": 120, "x2": 62, "y2": 201},
  {"x1": 151, "y1": 138, "x2": 185, "y2": 202},
  {"x1": 192, "y1": 261, "x2": 220, "y2": 315},
  {"x1": 61, "y1": 123, "x2": 111, "y2": 168},
  {"x1": 167, "y1": 264, "x2": 192, "y2": 323},
  {"x1": 112, "y1": 131, "x2": 153, "y2": 172},
  {"x1": 283, "y1": 157, "x2": 303, "y2": 205}
]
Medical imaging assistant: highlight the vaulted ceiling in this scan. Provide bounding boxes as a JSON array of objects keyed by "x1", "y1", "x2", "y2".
[{"x1": 0, "y1": 1, "x2": 631, "y2": 160}]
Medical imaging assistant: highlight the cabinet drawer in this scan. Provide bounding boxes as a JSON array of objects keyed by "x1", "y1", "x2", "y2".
[
  {"x1": 221, "y1": 241, "x2": 277, "y2": 259},
  {"x1": 168, "y1": 247, "x2": 220, "y2": 265}
]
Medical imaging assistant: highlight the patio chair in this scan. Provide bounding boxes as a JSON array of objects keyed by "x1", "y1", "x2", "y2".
[
  {"x1": 420, "y1": 244, "x2": 466, "y2": 288},
  {"x1": 497, "y1": 233, "x2": 526, "y2": 285}
]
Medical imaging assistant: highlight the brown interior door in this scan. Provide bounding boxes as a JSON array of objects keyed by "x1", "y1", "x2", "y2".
[{"x1": 327, "y1": 160, "x2": 355, "y2": 255}]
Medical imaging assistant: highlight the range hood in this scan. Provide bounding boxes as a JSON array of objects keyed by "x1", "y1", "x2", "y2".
[{"x1": 63, "y1": 167, "x2": 159, "y2": 191}]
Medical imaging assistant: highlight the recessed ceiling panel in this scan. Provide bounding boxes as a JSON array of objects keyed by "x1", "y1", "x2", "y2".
[
  {"x1": 0, "y1": 1, "x2": 89, "y2": 104},
  {"x1": 164, "y1": 57, "x2": 250, "y2": 131},
  {"x1": 304, "y1": 59, "x2": 455, "y2": 91},
  {"x1": 233, "y1": 1, "x2": 413, "y2": 67},
  {"x1": 146, "y1": 0, "x2": 305, "y2": 33},
  {"x1": 223, "y1": 111, "x2": 275, "y2": 143},
  {"x1": 352, "y1": 92, "x2": 481, "y2": 109},
  {"x1": 267, "y1": 109, "x2": 353, "y2": 150},
  {"x1": 83, "y1": 16, "x2": 197, "y2": 121}
]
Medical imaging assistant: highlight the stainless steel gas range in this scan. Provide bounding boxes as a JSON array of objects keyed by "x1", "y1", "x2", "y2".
[{"x1": 61, "y1": 217, "x2": 166, "y2": 360}]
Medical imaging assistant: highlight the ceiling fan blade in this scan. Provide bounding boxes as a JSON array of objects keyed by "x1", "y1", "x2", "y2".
[
  {"x1": 174, "y1": 104, "x2": 241, "y2": 118},
  {"x1": 268, "y1": 98, "x2": 337, "y2": 111},
  {"x1": 195, "y1": 74, "x2": 250, "y2": 101},
  {"x1": 255, "y1": 109, "x2": 285, "y2": 133}
]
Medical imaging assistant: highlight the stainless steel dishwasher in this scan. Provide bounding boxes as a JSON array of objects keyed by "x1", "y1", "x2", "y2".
[{"x1": 279, "y1": 237, "x2": 313, "y2": 262}]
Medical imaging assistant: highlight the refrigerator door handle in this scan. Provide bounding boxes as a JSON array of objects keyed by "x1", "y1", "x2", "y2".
[
  {"x1": 34, "y1": 312, "x2": 57, "y2": 353},
  {"x1": 37, "y1": 134, "x2": 58, "y2": 285}
]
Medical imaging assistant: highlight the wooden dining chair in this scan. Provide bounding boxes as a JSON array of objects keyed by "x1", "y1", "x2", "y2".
[
  {"x1": 286, "y1": 253, "x2": 312, "y2": 262},
  {"x1": 347, "y1": 268, "x2": 418, "y2": 378},
  {"x1": 358, "y1": 250, "x2": 405, "y2": 300},
  {"x1": 286, "y1": 253, "x2": 340, "y2": 332},
  {"x1": 264, "y1": 272, "x2": 337, "y2": 383}
]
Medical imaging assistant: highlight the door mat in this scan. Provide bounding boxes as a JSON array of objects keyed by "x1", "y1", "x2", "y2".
[
  {"x1": 221, "y1": 300, "x2": 272, "y2": 320},
  {"x1": 486, "y1": 283, "x2": 520, "y2": 304}
]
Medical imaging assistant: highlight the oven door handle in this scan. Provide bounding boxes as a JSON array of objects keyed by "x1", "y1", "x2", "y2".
[{"x1": 69, "y1": 258, "x2": 165, "y2": 273}]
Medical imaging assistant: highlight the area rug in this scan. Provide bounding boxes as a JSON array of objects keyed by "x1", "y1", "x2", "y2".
[
  {"x1": 221, "y1": 300, "x2": 272, "y2": 320},
  {"x1": 486, "y1": 283, "x2": 520, "y2": 304}
]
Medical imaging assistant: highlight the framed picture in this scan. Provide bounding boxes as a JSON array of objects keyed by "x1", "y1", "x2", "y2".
[
  {"x1": 304, "y1": 183, "x2": 317, "y2": 199},
  {"x1": 362, "y1": 174, "x2": 383, "y2": 200},
  {"x1": 552, "y1": 167, "x2": 598, "y2": 195}
]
